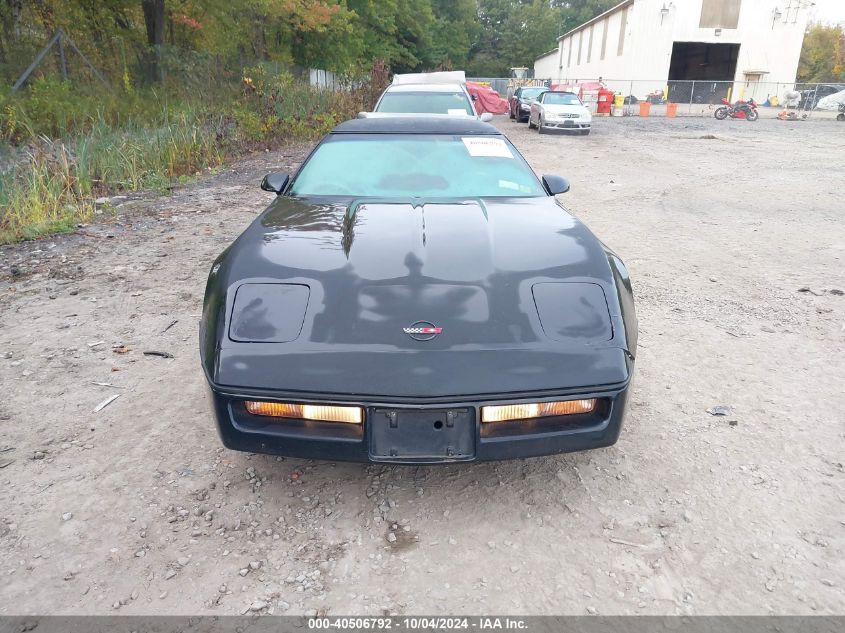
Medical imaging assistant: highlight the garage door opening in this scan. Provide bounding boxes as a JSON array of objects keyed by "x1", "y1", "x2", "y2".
[{"x1": 668, "y1": 42, "x2": 739, "y2": 104}]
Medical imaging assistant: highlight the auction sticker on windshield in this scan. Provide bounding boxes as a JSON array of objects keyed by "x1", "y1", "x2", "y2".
[{"x1": 462, "y1": 137, "x2": 513, "y2": 158}]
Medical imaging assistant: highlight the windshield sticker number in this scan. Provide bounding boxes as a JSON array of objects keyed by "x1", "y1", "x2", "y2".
[
  {"x1": 462, "y1": 137, "x2": 513, "y2": 158},
  {"x1": 448, "y1": 108, "x2": 468, "y2": 115}
]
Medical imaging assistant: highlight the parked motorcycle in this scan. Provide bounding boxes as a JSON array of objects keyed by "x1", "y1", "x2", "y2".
[{"x1": 714, "y1": 98, "x2": 759, "y2": 122}]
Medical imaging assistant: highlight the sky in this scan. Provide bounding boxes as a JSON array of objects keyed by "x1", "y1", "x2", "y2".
[{"x1": 808, "y1": 0, "x2": 845, "y2": 25}]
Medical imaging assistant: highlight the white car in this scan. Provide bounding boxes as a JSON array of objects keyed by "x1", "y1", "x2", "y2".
[
  {"x1": 528, "y1": 91, "x2": 592, "y2": 135},
  {"x1": 370, "y1": 71, "x2": 493, "y2": 122}
]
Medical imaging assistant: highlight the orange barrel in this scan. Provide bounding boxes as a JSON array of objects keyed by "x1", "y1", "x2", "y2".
[
  {"x1": 666, "y1": 102, "x2": 678, "y2": 118},
  {"x1": 639, "y1": 101, "x2": 651, "y2": 117}
]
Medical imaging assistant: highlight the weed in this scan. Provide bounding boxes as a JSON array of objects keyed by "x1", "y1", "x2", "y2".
[{"x1": 0, "y1": 62, "x2": 385, "y2": 244}]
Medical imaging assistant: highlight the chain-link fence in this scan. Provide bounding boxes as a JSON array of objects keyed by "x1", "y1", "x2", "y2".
[{"x1": 479, "y1": 77, "x2": 845, "y2": 120}]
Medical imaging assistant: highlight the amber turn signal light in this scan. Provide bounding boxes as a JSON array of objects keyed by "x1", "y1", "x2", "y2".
[
  {"x1": 244, "y1": 401, "x2": 363, "y2": 424},
  {"x1": 481, "y1": 398, "x2": 596, "y2": 423}
]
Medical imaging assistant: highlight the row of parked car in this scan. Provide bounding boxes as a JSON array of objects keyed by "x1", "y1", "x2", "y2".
[
  {"x1": 508, "y1": 86, "x2": 592, "y2": 135},
  {"x1": 362, "y1": 71, "x2": 592, "y2": 136}
]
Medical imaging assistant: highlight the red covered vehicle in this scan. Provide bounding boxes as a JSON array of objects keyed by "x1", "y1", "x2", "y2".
[{"x1": 466, "y1": 81, "x2": 509, "y2": 115}]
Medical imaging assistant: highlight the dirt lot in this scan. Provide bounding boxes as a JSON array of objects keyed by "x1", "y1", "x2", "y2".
[{"x1": 0, "y1": 115, "x2": 843, "y2": 616}]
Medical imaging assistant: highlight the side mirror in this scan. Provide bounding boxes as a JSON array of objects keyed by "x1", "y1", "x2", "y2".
[
  {"x1": 480, "y1": 112, "x2": 494, "y2": 122},
  {"x1": 542, "y1": 175, "x2": 570, "y2": 195},
  {"x1": 260, "y1": 172, "x2": 289, "y2": 195}
]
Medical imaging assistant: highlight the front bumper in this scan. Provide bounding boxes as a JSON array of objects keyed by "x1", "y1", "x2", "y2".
[
  {"x1": 207, "y1": 381, "x2": 631, "y2": 464},
  {"x1": 544, "y1": 119, "x2": 591, "y2": 130}
]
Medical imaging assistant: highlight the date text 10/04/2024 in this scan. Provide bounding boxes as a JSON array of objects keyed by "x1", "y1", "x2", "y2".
[{"x1": 308, "y1": 617, "x2": 529, "y2": 630}]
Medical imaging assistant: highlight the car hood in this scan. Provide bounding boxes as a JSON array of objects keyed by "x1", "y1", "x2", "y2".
[
  {"x1": 542, "y1": 104, "x2": 589, "y2": 116},
  {"x1": 203, "y1": 196, "x2": 632, "y2": 397}
]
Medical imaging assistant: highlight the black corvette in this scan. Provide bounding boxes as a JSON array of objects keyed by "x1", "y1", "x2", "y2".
[{"x1": 200, "y1": 117, "x2": 636, "y2": 463}]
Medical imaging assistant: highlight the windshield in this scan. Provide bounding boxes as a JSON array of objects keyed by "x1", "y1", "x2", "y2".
[
  {"x1": 376, "y1": 92, "x2": 474, "y2": 115},
  {"x1": 289, "y1": 134, "x2": 545, "y2": 198},
  {"x1": 543, "y1": 93, "x2": 581, "y2": 105},
  {"x1": 521, "y1": 88, "x2": 545, "y2": 100}
]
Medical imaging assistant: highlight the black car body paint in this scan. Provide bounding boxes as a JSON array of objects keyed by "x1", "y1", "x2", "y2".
[{"x1": 200, "y1": 117, "x2": 637, "y2": 463}]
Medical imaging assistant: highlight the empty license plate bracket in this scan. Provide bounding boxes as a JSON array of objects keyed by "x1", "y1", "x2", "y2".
[{"x1": 369, "y1": 408, "x2": 475, "y2": 462}]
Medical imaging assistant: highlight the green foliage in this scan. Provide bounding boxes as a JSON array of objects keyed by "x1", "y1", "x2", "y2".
[
  {"x1": 0, "y1": 144, "x2": 95, "y2": 244},
  {"x1": 468, "y1": 0, "x2": 618, "y2": 76},
  {"x1": 430, "y1": 0, "x2": 479, "y2": 69},
  {"x1": 0, "y1": 112, "x2": 226, "y2": 243},
  {"x1": 0, "y1": 66, "x2": 384, "y2": 244},
  {"x1": 240, "y1": 66, "x2": 363, "y2": 138},
  {"x1": 1, "y1": 0, "x2": 620, "y2": 87},
  {"x1": 555, "y1": 0, "x2": 620, "y2": 34},
  {"x1": 0, "y1": 76, "x2": 201, "y2": 142},
  {"x1": 77, "y1": 115, "x2": 224, "y2": 191},
  {"x1": 321, "y1": 0, "x2": 437, "y2": 74},
  {"x1": 798, "y1": 24, "x2": 845, "y2": 83},
  {"x1": 0, "y1": 0, "x2": 625, "y2": 243}
]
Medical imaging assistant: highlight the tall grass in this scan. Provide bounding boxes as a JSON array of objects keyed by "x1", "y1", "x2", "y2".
[
  {"x1": 77, "y1": 116, "x2": 224, "y2": 191},
  {"x1": 0, "y1": 115, "x2": 225, "y2": 243},
  {"x1": 0, "y1": 145, "x2": 94, "y2": 242},
  {"x1": 0, "y1": 68, "x2": 383, "y2": 244}
]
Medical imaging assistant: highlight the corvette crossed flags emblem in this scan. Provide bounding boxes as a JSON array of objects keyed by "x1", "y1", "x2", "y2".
[
  {"x1": 403, "y1": 321, "x2": 442, "y2": 341},
  {"x1": 403, "y1": 326, "x2": 442, "y2": 334}
]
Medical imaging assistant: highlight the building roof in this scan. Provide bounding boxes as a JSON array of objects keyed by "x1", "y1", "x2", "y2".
[
  {"x1": 332, "y1": 117, "x2": 499, "y2": 135},
  {"x1": 557, "y1": 0, "x2": 634, "y2": 42}
]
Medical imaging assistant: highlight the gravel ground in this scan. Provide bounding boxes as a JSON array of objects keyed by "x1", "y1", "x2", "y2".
[{"x1": 0, "y1": 116, "x2": 843, "y2": 616}]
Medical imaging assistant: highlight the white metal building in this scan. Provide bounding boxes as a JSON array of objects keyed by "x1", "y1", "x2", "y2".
[{"x1": 534, "y1": 0, "x2": 811, "y2": 98}]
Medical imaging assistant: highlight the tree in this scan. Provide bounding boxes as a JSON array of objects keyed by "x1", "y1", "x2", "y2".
[
  {"x1": 466, "y1": 0, "x2": 618, "y2": 76},
  {"x1": 0, "y1": 0, "x2": 626, "y2": 87},
  {"x1": 393, "y1": 0, "x2": 434, "y2": 71},
  {"x1": 141, "y1": 0, "x2": 165, "y2": 80},
  {"x1": 797, "y1": 24, "x2": 845, "y2": 83},
  {"x1": 500, "y1": 0, "x2": 563, "y2": 71},
  {"x1": 0, "y1": 0, "x2": 24, "y2": 65},
  {"x1": 291, "y1": 1, "x2": 356, "y2": 72},
  {"x1": 553, "y1": 0, "x2": 617, "y2": 35},
  {"x1": 429, "y1": 0, "x2": 478, "y2": 69},
  {"x1": 469, "y1": 0, "x2": 570, "y2": 76},
  {"x1": 340, "y1": 0, "x2": 435, "y2": 73}
]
